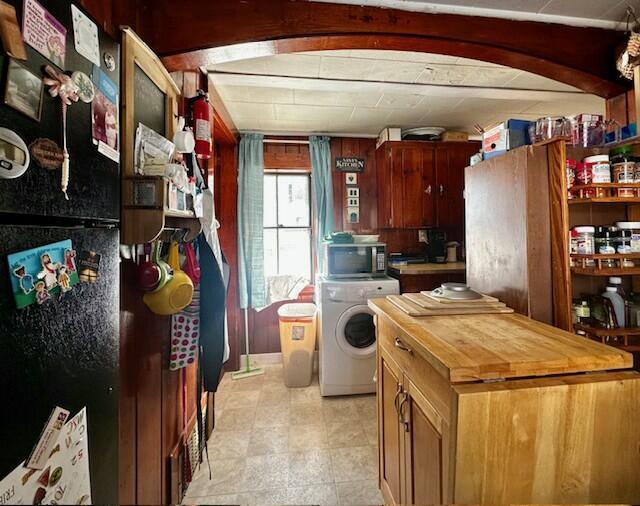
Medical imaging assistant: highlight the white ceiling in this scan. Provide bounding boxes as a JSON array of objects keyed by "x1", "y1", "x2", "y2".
[
  {"x1": 307, "y1": 0, "x2": 635, "y2": 30},
  {"x1": 209, "y1": 50, "x2": 605, "y2": 137}
]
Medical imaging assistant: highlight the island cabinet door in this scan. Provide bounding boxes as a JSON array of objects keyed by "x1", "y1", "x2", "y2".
[
  {"x1": 378, "y1": 346, "x2": 404, "y2": 506},
  {"x1": 402, "y1": 378, "x2": 444, "y2": 505}
]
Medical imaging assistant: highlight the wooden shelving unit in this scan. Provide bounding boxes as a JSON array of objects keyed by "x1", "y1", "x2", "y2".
[
  {"x1": 120, "y1": 28, "x2": 201, "y2": 244},
  {"x1": 574, "y1": 323, "x2": 640, "y2": 352},
  {"x1": 544, "y1": 136, "x2": 640, "y2": 352}
]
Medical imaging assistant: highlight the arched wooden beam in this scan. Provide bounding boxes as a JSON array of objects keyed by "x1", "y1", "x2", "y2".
[
  {"x1": 143, "y1": 0, "x2": 627, "y2": 98},
  {"x1": 163, "y1": 34, "x2": 622, "y2": 98}
]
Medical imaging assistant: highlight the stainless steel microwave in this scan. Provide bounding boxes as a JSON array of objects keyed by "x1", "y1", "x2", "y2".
[{"x1": 322, "y1": 242, "x2": 387, "y2": 278}]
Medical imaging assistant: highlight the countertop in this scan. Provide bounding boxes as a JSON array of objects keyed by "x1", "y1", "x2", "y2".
[
  {"x1": 369, "y1": 297, "x2": 632, "y2": 383},
  {"x1": 389, "y1": 262, "x2": 466, "y2": 275},
  {"x1": 387, "y1": 261, "x2": 465, "y2": 275}
]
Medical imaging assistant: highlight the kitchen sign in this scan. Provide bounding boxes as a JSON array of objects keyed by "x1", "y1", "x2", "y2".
[{"x1": 336, "y1": 157, "x2": 365, "y2": 173}]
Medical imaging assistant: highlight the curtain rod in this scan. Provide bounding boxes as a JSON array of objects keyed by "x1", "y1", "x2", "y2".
[{"x1": 263, "y1": 138, "x2": 309, "y2": 145}]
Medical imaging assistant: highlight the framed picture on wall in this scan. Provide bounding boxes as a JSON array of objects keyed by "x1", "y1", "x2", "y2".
[{"x1": 4, "y1": 59, "x2": 44, "y2": 121}]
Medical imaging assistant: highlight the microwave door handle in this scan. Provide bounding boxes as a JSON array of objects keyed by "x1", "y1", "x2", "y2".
[{"x1": 371, "y1": 246, "x2": 377, "y2": 273}]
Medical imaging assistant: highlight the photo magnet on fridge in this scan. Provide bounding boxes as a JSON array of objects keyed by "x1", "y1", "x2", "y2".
[
  {"x1": 77, "y1": 250, "x2": 100, "y2": 282},
  {"x1": 7, "y1": 240, "x2": 79, "y2": 308}
]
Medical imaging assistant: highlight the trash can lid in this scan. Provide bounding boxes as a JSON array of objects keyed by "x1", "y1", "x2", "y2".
[{"x1": 278, "y1": 302, "x2": 317, "y2": 319}]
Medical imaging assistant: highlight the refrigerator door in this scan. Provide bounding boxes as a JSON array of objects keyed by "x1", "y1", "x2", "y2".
[
  {"x1": 0, "y1": 0, "x2": 120, "y2": 221},
  {"x1": 0, "y1": 225, "x2": 119, "y2": 504}
]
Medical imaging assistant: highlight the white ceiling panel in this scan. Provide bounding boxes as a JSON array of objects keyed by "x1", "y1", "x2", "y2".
[
  {"x1": 541, "y1": 0, "x2": 627, "y2": 19},
  {"x1": 210, "y1": 48, "x2": 605, "y2": 137},
  {"x1": 501, "y1": 72, "x2": 581, "y2": 92},
  {"x1": 225, "y1": 102, "x2": 276, "y2": 120},
  {"x1": 350, "y1": 107, "x2": 394, "y2": 123},
  {"x1": 306, "y1": 0, "x2": 630, "y2": 29},
  {"x1": 218, "y1": 85, "x2": 295, "y2": 104},
  {"x1": 294, "y1": 89, "x2": 382, "y2": 107},
  {"x1": 275, "y1": 103, "x2": 354, "y2": 122},
  {"x1": 376, "y1": 93, "x2": 425, "y2": 109}
]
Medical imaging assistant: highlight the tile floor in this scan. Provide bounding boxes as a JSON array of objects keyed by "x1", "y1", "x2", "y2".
[{"x1": 183, "y1": 364, "x2": 382, "y2": 505}]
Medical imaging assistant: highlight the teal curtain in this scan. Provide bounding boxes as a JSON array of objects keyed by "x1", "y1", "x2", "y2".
[
  {"x1": 309, "y1": 136, "x2": 334, "y2": 273},
  {"x1": 237, "y1": 133, "x2": 266, "y2": 309}
]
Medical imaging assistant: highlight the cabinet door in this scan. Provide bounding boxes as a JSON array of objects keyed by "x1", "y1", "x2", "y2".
[
  {"x1": 401, "y1": 147, "x2": 435, "y2": 228},
  {"x1": 376, "y1": 146, "x2": 394, "y2": 228},
  {"x1": 436, "y1": 144, "x2": 476, "y2": 228},
  {"x1": 378, "y1": 345, "x2": 404, "y2": 505},
  {"x1": 403, "y1": 379, "x2": 443, "y2": 505}
]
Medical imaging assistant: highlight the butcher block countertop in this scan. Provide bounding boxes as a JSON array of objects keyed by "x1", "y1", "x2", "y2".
[
  {"x1": 369, "y1": 297, "x2": 633, "y2": 383},
  {"x1": 387, "y1": 261, "x2": 465, "y2": 275}
]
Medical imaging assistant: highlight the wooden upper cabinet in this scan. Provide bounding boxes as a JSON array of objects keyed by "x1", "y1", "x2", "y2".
[
  {"x1": 436, "y1": 143, "x2": 479, "y2": 228},
  {"x1": 401, "y1": 146, "x2": 435, "y2": 228},
  {"x1": 376, "y1": 141, "x2": 478, "y2": 229}
]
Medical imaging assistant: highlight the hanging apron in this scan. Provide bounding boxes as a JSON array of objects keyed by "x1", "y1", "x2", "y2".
[{"x1": 198, "y1": 235, "x2": 229, "y2": 392}]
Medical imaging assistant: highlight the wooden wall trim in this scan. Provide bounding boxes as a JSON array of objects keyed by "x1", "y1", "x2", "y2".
[
  {"x1": 145, "y1": 0, "x2": 626, "y2": 98},
  {"x1": 264, "y1": 142, "x2": 311, "y2": 170}
]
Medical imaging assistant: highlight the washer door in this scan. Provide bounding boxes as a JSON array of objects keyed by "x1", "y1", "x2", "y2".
[{"x1": 335, "y1": 304, "x2": 377, "y2": 358}]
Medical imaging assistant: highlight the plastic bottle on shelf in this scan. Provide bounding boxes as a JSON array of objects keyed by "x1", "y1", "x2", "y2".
[
  {"x1": 608, "y1": 276, "x2": 626, "y2": 298},
  {"x1": 602, "y1": 286, "x2": 626, "y2": 328}
]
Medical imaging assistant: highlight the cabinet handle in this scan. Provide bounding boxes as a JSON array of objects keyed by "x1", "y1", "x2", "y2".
[
  {"x1": 399, "y1": 392, "x2": 410, "y2": 432},
  {"x1": 394, "y1": 337, "x2": 413, "y2": 354},
  {"x1": 425, "y1": 185, "x2": 432, "y2": 195},
  {"x1": 439, "y1": 184, "x2": 444, "y2": 196},
  {"x1": 393, "y1": 383, "x2": 402, "y2": 415}
]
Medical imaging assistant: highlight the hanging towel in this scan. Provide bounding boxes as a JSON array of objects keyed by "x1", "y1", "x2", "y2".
[
  {"x1": 169, "y1": 286, "x2": 200, "y2": 370},
  {"x1": 237, "y1": 133, "x2": 266, "y2": 309},
  {"x1": 198, "y1": 235, "x2": 229, "y2": 392},
  {"x1": 309, "y1": 136, "x2": 334, "y2": 273}
]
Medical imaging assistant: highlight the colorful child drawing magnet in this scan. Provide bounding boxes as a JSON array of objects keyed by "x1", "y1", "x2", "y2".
[{"x1": 7, "y1": 240, "x2": 80, "y2": 308}]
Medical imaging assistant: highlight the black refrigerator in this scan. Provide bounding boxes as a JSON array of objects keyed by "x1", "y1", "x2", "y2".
[{"x1": 0, "y1": 1, "x2": 119, "y2": 503}]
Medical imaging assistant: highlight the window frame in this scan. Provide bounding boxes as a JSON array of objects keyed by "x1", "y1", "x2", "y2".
[{"x1": 263, "y1": 170, "x2": 314, "y2": 283}]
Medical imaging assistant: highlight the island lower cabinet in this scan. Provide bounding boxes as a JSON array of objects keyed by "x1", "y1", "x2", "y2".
[{"x1": 373, "y1": 300, "x2": 640, "y2": 505}]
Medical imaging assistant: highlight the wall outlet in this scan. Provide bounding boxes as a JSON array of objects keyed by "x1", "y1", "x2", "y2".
[
  {"x1": 347, "y1": 187, "x2": 359, "y2": 198},
  {"x1": 418, "y1": 229, "x2": 428, "y2": 243},
  {"x1": 347, "y1": 197, "x2": 359, "y2": 207}
]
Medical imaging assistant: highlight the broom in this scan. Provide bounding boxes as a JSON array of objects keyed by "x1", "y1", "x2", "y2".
[{"x1": 232, "y1": 308, "x2": 264, "y2": 380}]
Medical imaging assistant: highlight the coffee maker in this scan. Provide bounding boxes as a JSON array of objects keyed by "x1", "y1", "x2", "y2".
[{"x1": 426, "y1": 229, "x2": 447, "y2": 263}]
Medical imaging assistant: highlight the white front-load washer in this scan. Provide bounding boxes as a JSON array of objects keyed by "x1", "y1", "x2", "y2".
[{"x1": 316, "y1": 276, "x2": 400, "y2": 396}]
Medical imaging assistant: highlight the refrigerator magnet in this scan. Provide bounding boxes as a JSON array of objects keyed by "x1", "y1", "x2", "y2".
[
  {"x1": 77, "y1": 250, "x2": 100, "y2": 282},
  {"x1": 34, "y1": 281, "x2": 50, "y2": 304},
  {"x1": 71, "y1": 71, "x2": 94, "y2": 103},
  {"x1": 29, "y1": 138, "x2": 64, "y2": 170},
  {"x1": 103, "y1": 51, "x2": 115, "y2": 71},
  {"x1": 12, "y1": 264, "x2": 34, "y2": 294},
  {"x1": 7, "y1": 240, "x2": 80, "y2": 308},
  {"x1": 57, "y1": 266, "x2": 71, "y2": 292},
  {"x1": 0, "y1": 127, "x2": 30, "y2": 179}
]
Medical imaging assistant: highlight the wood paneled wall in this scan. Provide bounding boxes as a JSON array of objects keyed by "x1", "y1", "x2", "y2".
[{"x1": 215, "y1": 141, "x2": 241, "y2": 371}]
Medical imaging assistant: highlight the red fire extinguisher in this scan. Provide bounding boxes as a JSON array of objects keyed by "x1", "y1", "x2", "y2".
[{"x1": 190, "y1": 90, "x2": 212, "y2": 160}]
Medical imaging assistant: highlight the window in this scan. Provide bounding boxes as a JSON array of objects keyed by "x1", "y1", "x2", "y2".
[{"x1": 263, "y1": 173, "x2": 312, "y2": 282}]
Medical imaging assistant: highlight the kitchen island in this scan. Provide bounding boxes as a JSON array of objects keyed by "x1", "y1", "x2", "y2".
[{"x1": 370, "y1": 297, "x2": 640, "y2": 505}]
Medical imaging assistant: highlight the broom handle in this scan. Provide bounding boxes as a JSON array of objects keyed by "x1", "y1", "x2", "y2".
[{"x1": 244, "y1": 308, "x2": 251, "y2": 372}]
